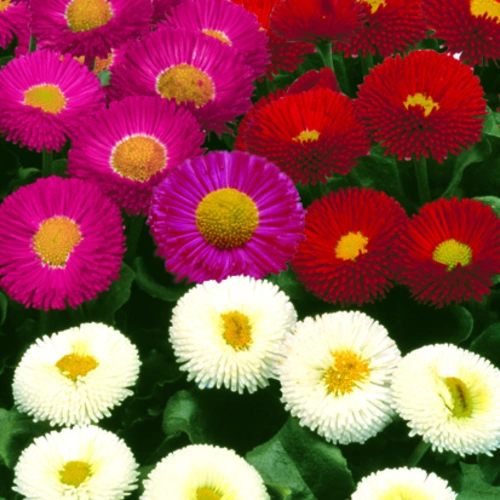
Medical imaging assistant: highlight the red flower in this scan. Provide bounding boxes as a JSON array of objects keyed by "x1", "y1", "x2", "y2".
[
  {"x1": 422, "y1": 0, "x2": 500, "y2": 66},
  {"x1": 337, "y1": 0, "x2": 427, "y2": 57},
  {"x1": 356, "y1": 50, "x2": 487, "y2": 162},
  {"x1": 292, "y1": 188, "x2": 408, "y2": 306},
  {"x1": 244, "y1": 87, "x2": 370, "y2": 184},
  {"x1": 393, "y1": 198, "x2": 500, "y2": 307}
]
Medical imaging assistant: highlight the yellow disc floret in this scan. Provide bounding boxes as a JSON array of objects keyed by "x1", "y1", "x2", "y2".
[
  {"x1": 470, "y1": 0, "x2": 500, "y2": 22},
  {"x1": 0, "y1": 0, "x2": 11, "y2": 13},
  {"x1": 335, "y1": 231, "x2": 369, "y2": 261},
  {"x1": 293, "y1": 129, "x2": 320, "y2": 143},
  {"x1": 202, "y1": 29, "x2": 232, "y2": 45},
  {"x1": 24, "y1": 84, "x2": 67, "y2": 115},
  {"x1": 432, "y1": 239, "x2": 472, "y2": 271},
  {"x1": 56, "y1": 353, "x2": 99, "y2": 381},
  {"x1": 66, "y1": 0, "x2": 113, "y2": 33},
  {"x1": 220, "y1": 311, "x2": 252, "y2": 351},
  {"x1": 324, "y1": 350, "x2": 371, "y2": 395},
  {"x1": 404, "y1": 93, "x2": 440, "y2": 117},
  {"x1": 195, "y1": 188, "x2": 259, "y2": 249},
  {"x1": 359, "y1": 0, "x2": 386, "y2": 14},
  {"x1": 379, "y1": 485, "x2": 432, "y2": 500},
  {"x1": 59, "y1": 460, "x2": 91, "y2": 486},
  {"x1": 196, "y1": 487, "x2": 223, "y2": 500}
]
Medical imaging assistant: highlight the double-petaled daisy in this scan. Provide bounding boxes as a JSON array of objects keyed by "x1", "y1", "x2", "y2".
[{"x1": 0, "y1": 0, "x2": 30, "y2": 54}]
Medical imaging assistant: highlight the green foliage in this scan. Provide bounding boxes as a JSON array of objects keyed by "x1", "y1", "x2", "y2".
[
  {"x1": 458, "y1": 463, "x2": 500, "y2": 499},
  {"x1": 469, "y1": 323, "x2": 500, "y2": 368}
]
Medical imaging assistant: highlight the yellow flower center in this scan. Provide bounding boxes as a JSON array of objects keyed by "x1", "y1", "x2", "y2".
[
  {"x1": 442, "y1": 377, "x2": 473, "y2": 418},
  {"x1": 195, "y1": 188, "x2": 259, "y2": 249},
  {"x1": 404, "y1": 93, "x2": 440, "y2": 117},
  {"x1": 23, "y1": 84, "x2": 67, "y2": 115},
  {"x1": 359, "y1": 0, "x2": 386, "y2": 14},
  {"x1": 0, "y1": 0, "x2": 11, "y2": 13},
  {"x1": 293, "y1": 129, "x2": 320, "y2": 143},
  {"x1": 196, "y1": 487, "x2": 222, "y2": 500},
  {"x1": 156, "y1": 63, "x2": 214, "y2": 108},
  {"x1": 55, "y1": 353, "x2": 99, "y2": 381},
  {"x1": 335, "y1": 231, "x2": 369, "y2": 261},
  {"x1": 202, "y1": 29, "x2": 232, "y2": 45},
  {"x1": 111, "y1": 135, "x2": 167, "y2": 182},
  {"x1": 220, "y1": 310, "x2": 252, "y2": 350},
  {"x1": 324, "y1": 350, "x2": 371, "y2": 395},
  {"x1": 94, "y1": 52, "x2": 114, "y2": 74},
  {"x1": 379, "y1": 485, "x2": 432, "y2": 500},
  {"x1": 432, "y1": 239, "x2": 472, "y2": 271},
  {"x1": 32, "y1": 217, "x2": 82, "y2": 268},
  {"x1": 59, "y1": 460, "x2": 91, "y2": 487},
  {"x1": 66, "y1": 0, "x2": 113, "y2": 33},
  {"x1": 470, "y1": 0, "x2": 500, "y2": 22}
]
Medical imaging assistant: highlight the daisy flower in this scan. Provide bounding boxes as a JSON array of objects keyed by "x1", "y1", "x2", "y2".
[
  {"x1": 14, "y1": 426, "x2": 138, "y2": 499},
  {"x1": 68, "y1": 95, "x2": 204, "y2": 216},
  {"x1": 423, "y1": 0, "x2": 500, "y2": 66},
  {"x1": 109, "y1": 27, "x2": 254, "y2": 133},
  {"x1": 152, "y1": 0, "x2": 184, "y2": 23},
  {"x1": 13, "y1": 322, "x2": 140, "y2": 426},
  {"x1": 391, "y1": 344, "x2": 500, "y2": 456},
  {"x1": 29, "y1": 0, "x2": 152, "y2": 59},
  {"x1": 165, "y1": 0, "x2": 269, "y2": 79},
  {"x1": 0, "y1": 176, "x2": 125, "y2": 310},
  {"x1": 392, "y1": 197, "x2": 500, "y2": 307},
  {"x1": 352, "y1": 467, "x2": 457, "y2": 500},
  {"x1": 292, "y1": 188, "x2": 407, "y2": 306},
  {"x1": 356, "y1": 50, "x2": 487, "y2": 162},
  {"x1": 245, "y1": 88, "x2": 370, "y2": 184},
  {"x1": 0, "y1": 49, "x2": 105, "y2": 152},
  {"x1": 0, "y1": 0, "x2": 30, "y2": 52},
  {"x1": 141, "y1": 444, "x2": 269, "y2": 499},
  {"x1": 170, "y1": 275, "x2": 297, "y2": 393},
  {"x1": 148, "y1": 151, "x2": 304, "y2": 283},
  {"x1": 279, "y1": 311, "x2": 401, "y2": 445}
]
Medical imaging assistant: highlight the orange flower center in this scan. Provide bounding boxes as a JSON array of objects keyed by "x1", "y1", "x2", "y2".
[
  {"x1": 470, "y1": 0, "x2": 500, "y2": 22},
  {"x1": 111, "y1": 135, "x2": 167, "y2": 182},
  {"x1": 358, "y1": 0, "x2": 386, "y2": 14},
  {"x1": 432, "y1": 239, "x2": 472, "y2": 271},
  {"x1": 293, "y1": 130, "x2": 320, "y2": 143},
  {"x1": 324, "y1": 350, "x2": 370, "y2": 395},
  {"x1": 0, "y1": 0, "x2": 11, "y2": 12},
  {"x1": 335, "y1": 231, "x2": 369, "y2": 261},
  {"x1": 404, "y1": 93, "x2": 440, "y2": 117},
  {"x1": 221, "y1": 311, "x2": 252, "y2": 350},
  {"x1": 24, "y1": 84, "x2": 67, "y2": 115},
  {"x1": 201, "y1": 29, "x2": 232, "y2": 45},
  {"x1": 195, "y1": 188, "x2": 259, "y2": 249},
  {"x1": 59, "y1": 461, "x2": 91, "y2": 486},
  {"x1": 32, "y1": 216, "x2": 82, "y2": 268},
  {"x1": 55, "y1": 353, "x2": 99, "y2": 380},
  {"x1": 94, "y1": 52, "x2": 114, "y2": 74},
  {"x1": 196, "y1": 488, "x2": 222, "y2": 500},
  {"x1": 66, "y1": 0, "x2": 113, "y2": 33},
  {"x1": 156, "y1": 63, "x2": 214, "y2": 108}
]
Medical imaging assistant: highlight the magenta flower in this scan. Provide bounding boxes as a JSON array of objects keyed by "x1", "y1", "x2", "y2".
[{"x1": 0, "y1": 0, "x2": 30, "y2": 53}]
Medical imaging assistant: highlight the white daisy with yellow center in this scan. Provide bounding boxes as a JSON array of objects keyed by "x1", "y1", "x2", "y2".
[
  {"x1": 169, "y1": 275, "x2": 297, "y2": 394},
  {"x1": 279, "y1": 311, "x2": 401, "y2": 445},
  {"x1": 141, "y1": 444, "x2": 269, "y2": 500},
  {"x1": 13, "y1": 426, "x2": 138, "y2": 499},
  {"x1": 391, "y1": 343, "x2": 500, "y2": 456},
  {"x1": 351, "y1": 467, "x2": 457, "y2": 499},
  {"x1": 13, "y1": 322, "x2": 141, "y2": 426}
]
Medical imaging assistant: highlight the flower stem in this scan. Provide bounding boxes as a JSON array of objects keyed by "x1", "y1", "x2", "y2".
[
  {"x1": 125, "y1": 216, "x2": 145, "y2": 263},
  {"x1": 316, "y1": 41, "x2": 334, "y2": 71},
  {"x1": 360, "y1": 52, "x2": 374, "y2": 78},
  {"x1": 29, "y1": 36, "x2": 36, "y2": 53},
  {"x1": 408, "y1": 439, "x2": 431, "y2": 467},
  {"x1": 42, "y1": 150, "x2": 53, "y2": 177},
  {"x1": 413, "y1": 156, "x2": 431, "y2": 205}
]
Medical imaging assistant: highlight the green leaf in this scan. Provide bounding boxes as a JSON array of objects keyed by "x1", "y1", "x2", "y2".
[
  {"x1": 98, "y1": 69, "x2": 111, "y2": 86},
  {"x1": 0, "y1": 291, "x2": 7, "y2": 326},
  {"x1": 458, "y1": 463, "x2": 500, "y2": 499},
  {"x1": 0, "y1": 56, "x2": 13, "y2": 67},
  {"x1": 483, "y1": 108, "x2": 500, "y2": 138},
  {"x1": 469, "y1": 323, "x2": 500, "y2": 368},
  {"x1": 52, "y1": 159, "x2": 68, "y2": 177},
  {"x1": 473, "y1": 196, "x2": 500, "y2": 218},
  {"x1": 479, "y1": 449, "x2": 500, "y2": 486},
  {"x1": 247, "y1": 418, "x2": 355, "y2": 500}
]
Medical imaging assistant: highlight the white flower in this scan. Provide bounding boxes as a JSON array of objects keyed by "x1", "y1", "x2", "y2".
[
  {"x1": 351, "y1": 467, "x2": 457, "y2": 499},
  {"x1": 391, "y1": 343, "x2": 500, "y2": 456},
  {"x1": 279, "y1": 311, "x2": 401, "y2": 445},
  {"x1": 13, "y1": 425, "x2": 139, "y2": 500},
  {"x1": 13, "y1": 322, "x2": 141, "y2": 426},
  {"x1": 169, "y1": 275, "x2": 297, "y2": 393},
  {"x1": 141, "y1": 444, "x2": 269, "y2": 500}
]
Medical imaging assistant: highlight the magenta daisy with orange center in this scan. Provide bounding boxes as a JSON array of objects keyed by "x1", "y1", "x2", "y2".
[
  {"x1": 356, "y1": 50, "x2": 487, "y2": 162},
  {"x1": 292, "y1": 188, "x2": 408, "y2": 306},
  {"x1": 0, "y1": 177, "x2": 126, "y2": 310},
  {"x1": 68, "y1": 96, "x2": 205, "y2": 216},
  {"x1": 0, "y1": 0, "x2": 29, "y2": 52},
  {"x1": 0, "y1": 49, "x2": 105, "y2": 152},
  {"x1": 423, "y1": 0, "x2": 500, "y2": 66},
  {"x1": 392, "y1": 198, "x2": 500, "y2": 307},
  {"x1": 244, "y1": 88, "x2": 370, "y2": 184}
]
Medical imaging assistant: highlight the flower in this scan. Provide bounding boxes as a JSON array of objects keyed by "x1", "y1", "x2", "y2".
[
  {"x1": 0, "y1": 49, "x2": 105, "y2": 152},
  {"x1": 170, "y1": 275, "x2": 297, "y2": 393},
  {"x1": 13, "y1": 322, "x2": 141, "y2": 426},
  {"x1": 422, "y1": 0, "x2": 500, "y2": 66},
  {"x1": 109, "y1": 27, "x2": 254, "y2": 133},
  {"x1": 391, "y1": 344, "x2": 500, "y2": 456},
  {"x1": 392, "y1": 197, "x2": 500, "y2": 307},
  {"x1": 141, "y1": 444, "x2": 269, "y2": 500},
  {"x1": 0, "y1": 0, "x2": 30, "y2": 53},
  {"x1": 279, "y1": 311, "x2": 401, "y2": 445},
  {"x1": 244, "y1": 88, "x2": 370, "y2": 184},
  {"x1": 270, "y1": 0, "x2": 365, "y2": 43},
  {"x1": 292, "y1": 188, "x2": 407, "y2": 306},
  {"x1": 14, "y1": 425, "x2": 139, "y2": 499},
  {"x1": 337, "y1": 0, "x2": 427, "y2": 57},
  {"x1": 165, "y1": 0, "x2": 269, "y2": 79},
  {"x1": 352, "y1": 467, "x2": 457, "y2": 500},
  {"x1": 152, "y1": 0, "x2": 184, "y2": 23},
  {"x1": 29, "y1": 0, "x2": 152, "y2": 59},
  {"x1": 0, "y1": 176, "x2": 125, "y2": 310},
  {"x1": 148, "y1": 151, "x2": 304, "y2": 283},
  {"x1": 68, "y1": 96, "x2": 204, "y2": 216},
  {"x1": 356, "y1": 50, "x2": 487, "y2": 162}
]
